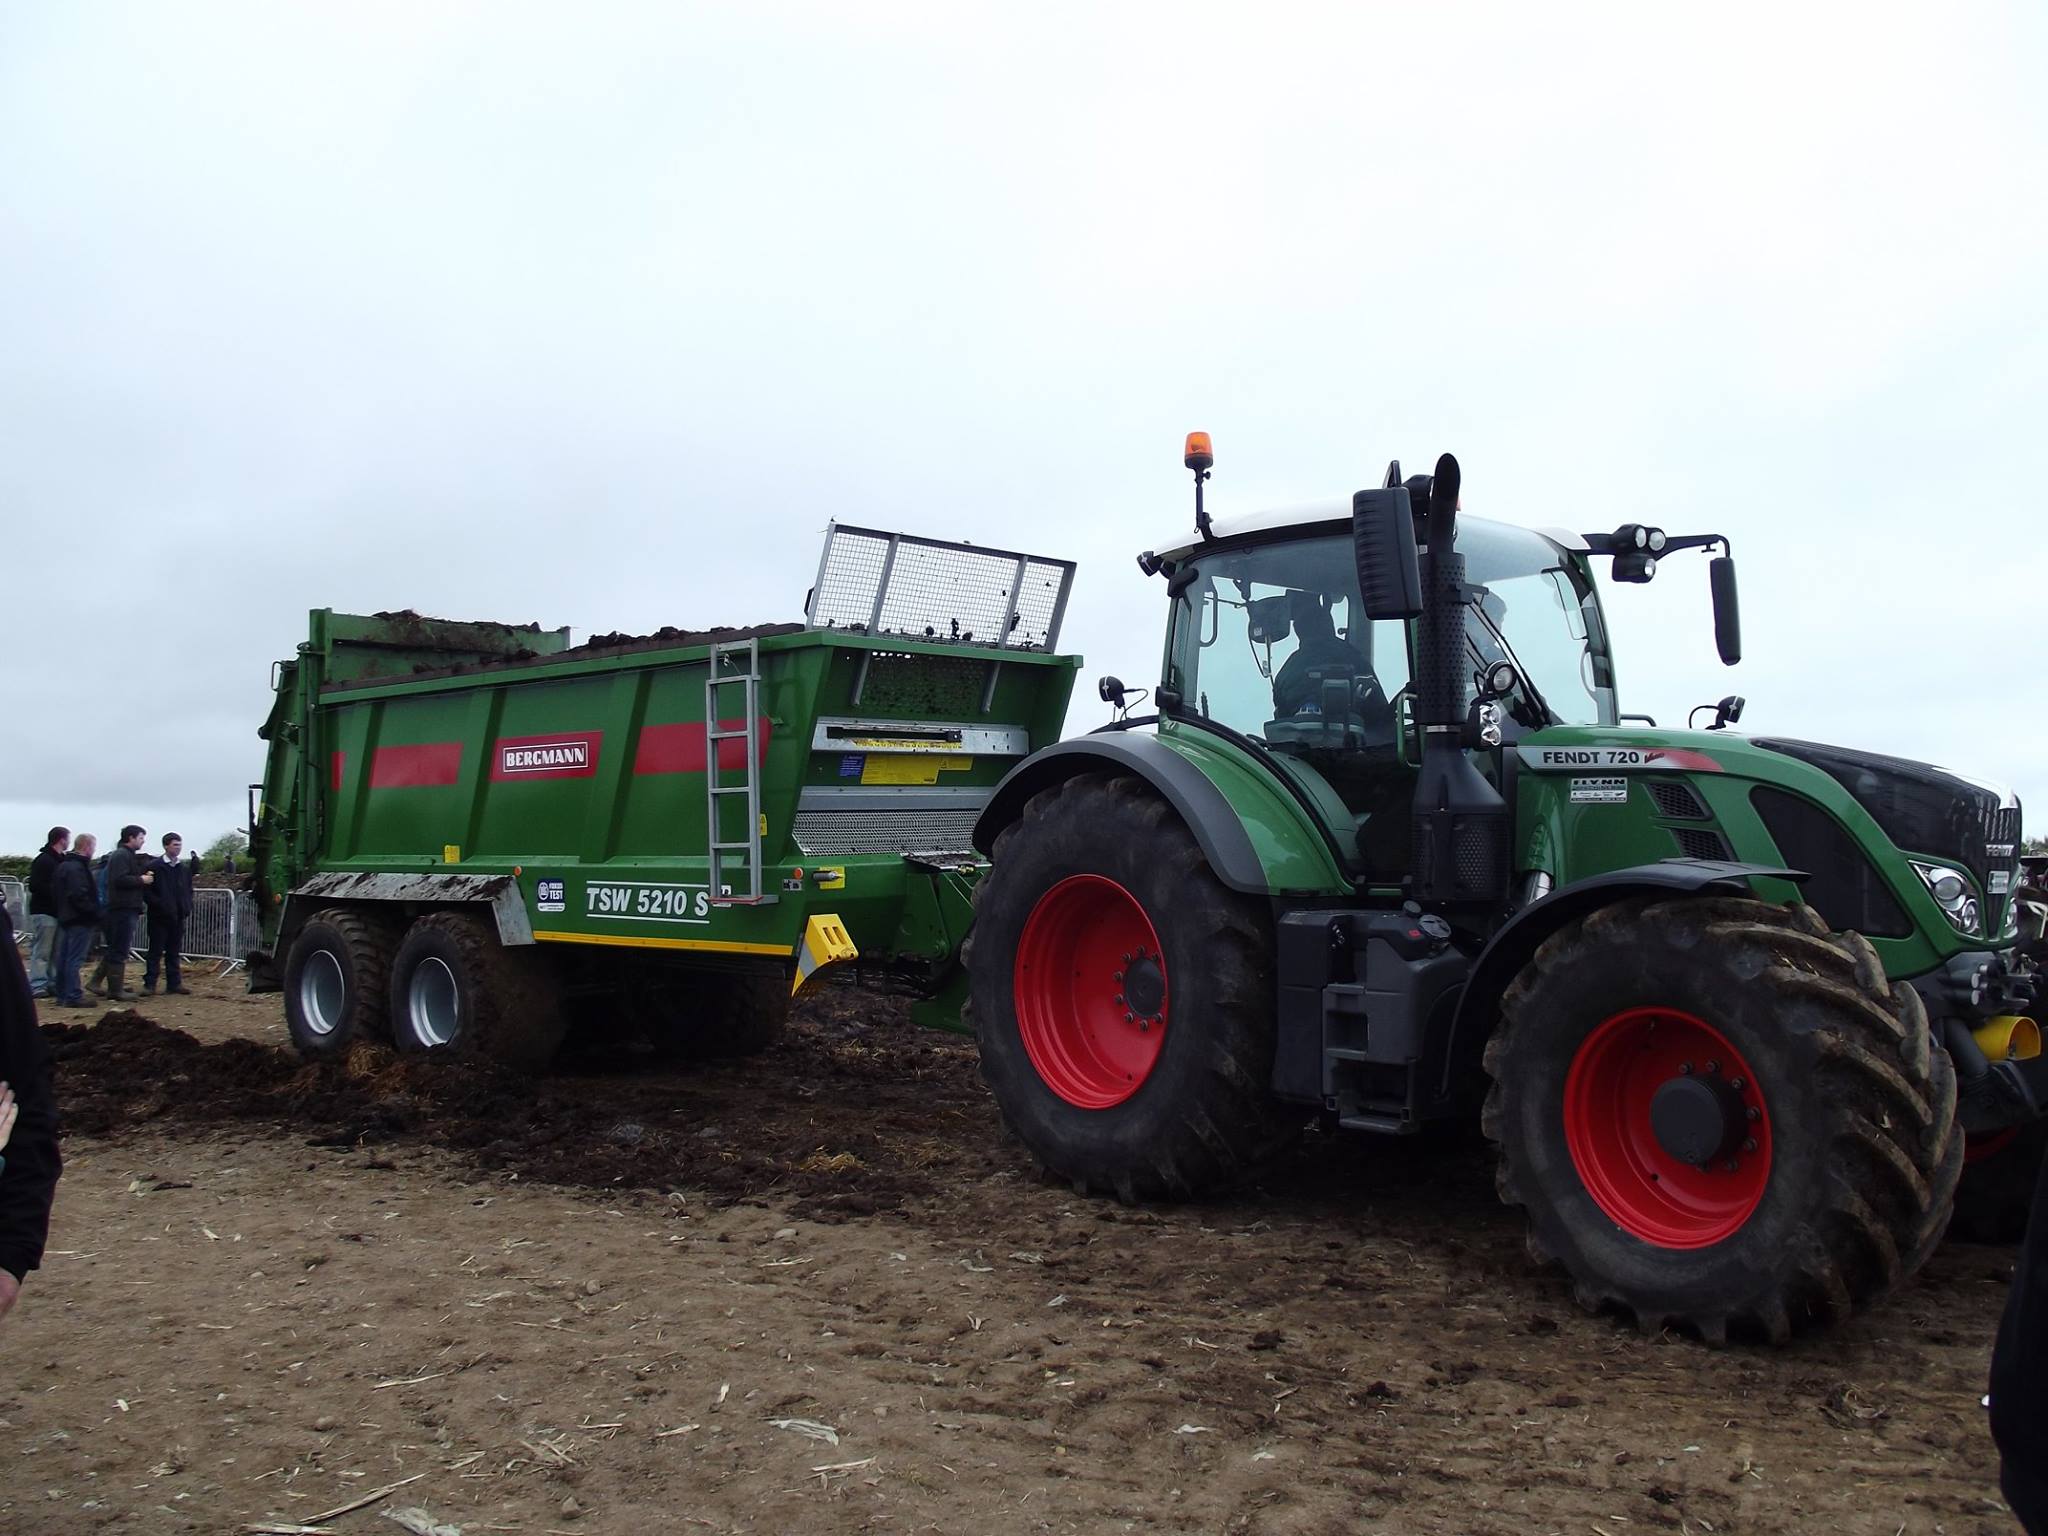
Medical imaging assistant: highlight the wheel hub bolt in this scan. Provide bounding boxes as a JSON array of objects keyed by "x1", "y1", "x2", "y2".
[
  {"x1": 1679, "y1": 1061, "x2": 1694, "y2": 1075},
  {"x1": 1746, "y1": 1106, "x2": 1761, "y2": 1121},
  {"x1": 1124, "y1": 1012, "x2": 1135, "y2": 1023},
  {"x1": 1114, "y1": 994, "x2": 1125, "y2": 1006},
  {"x1": 1742, "y1": 1137, "x2": 1758, "y2": 1153},
  {"x1": 1706, "y1": 1060, "x2": 1721, "y2": 1075},
  {"x1": 1723, "y1": 1158, "x2": 1739, "y2": 1172},
  {"x1": 1113, "y1": 970, "x2": 1124, "y2": 982},
  {"x1": 1730, "y1": 1077, "x2": 1745, "y2": 1090}
]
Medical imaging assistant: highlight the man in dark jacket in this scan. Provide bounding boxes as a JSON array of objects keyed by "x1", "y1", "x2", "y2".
[
  {"x1": 0, "y1": 901, "x2": 61, "y2": 1324},
  {"x1": 96, "y1": 825, "x2": 155, "y2": 1003},
  {"x1": 53, "y1": 834, "x2": 103, "y2": 1009},
  {"x1": 25, "y1": 827, "x2": 68, "y2": 999},
  {"x1": 143, "y1": 832, "x2": 194, "y2": 995}
]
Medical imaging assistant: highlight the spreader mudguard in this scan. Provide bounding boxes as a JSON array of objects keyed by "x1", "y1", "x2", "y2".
[{"x1": 974, "y1": 730, "x2": 1346, "y2": 896}]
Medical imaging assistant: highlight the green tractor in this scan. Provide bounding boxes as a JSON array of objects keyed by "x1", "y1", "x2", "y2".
[{"x1": 966, "y1": 438, "x2": 2044, "y2": 1342}]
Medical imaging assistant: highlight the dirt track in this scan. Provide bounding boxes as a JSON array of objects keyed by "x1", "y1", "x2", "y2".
[{"x1": 0, "y1": 973, "x2": 2022, "y2": 1534}]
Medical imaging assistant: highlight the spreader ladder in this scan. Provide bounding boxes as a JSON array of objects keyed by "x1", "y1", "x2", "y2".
[{"x1": 705, "y1": 638, "x2": 774, "y2": 906}]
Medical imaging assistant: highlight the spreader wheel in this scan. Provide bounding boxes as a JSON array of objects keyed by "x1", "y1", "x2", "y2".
[
  {"x1": 966, "y1": 772, "x2": 1300, "y2": 1201},
  {"x1": 1485, "y1": 896, "x2": 1960, "y2": 1343}
]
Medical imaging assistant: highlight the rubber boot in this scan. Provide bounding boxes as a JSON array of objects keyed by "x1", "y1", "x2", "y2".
[{"x1": 107, "y1": 956, "x2": 134, "y2": 1002}]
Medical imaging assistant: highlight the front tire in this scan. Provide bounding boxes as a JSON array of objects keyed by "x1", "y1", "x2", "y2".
[
  {"x1": 1951, "y1": 1122, "x2": 2048, "y2": 1242},
  {"x1": 388, "y1": 912, "x2": 567, "y2": 1072},
  {"x1": 1484, "y1": 896, "x2": 1961, "y2": 1343},
  {"x1": 283, "y1": 908, "x2": 397, "y2": 1058},
  {"x1": 966, "y1": 773, "x2": 1300, "y2": 1202}
]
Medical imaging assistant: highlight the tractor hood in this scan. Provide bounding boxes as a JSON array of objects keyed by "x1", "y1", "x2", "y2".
[{"x1": 1752, "y1": 736, "x2": 2022, "y2": 929}]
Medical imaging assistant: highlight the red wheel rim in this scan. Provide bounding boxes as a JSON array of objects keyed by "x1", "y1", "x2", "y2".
[
  {"x1": 1563, "y1": 1007, "x2": 1772, "y2": 1249},
  {"x1": 1013, "y1": 874, "x2": 1168, "y2": 1109}
]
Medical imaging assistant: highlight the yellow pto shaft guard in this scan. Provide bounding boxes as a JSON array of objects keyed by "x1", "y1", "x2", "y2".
[{"x1": 1974, "y1": 1015, "x2": 2042, "y2": 1062}]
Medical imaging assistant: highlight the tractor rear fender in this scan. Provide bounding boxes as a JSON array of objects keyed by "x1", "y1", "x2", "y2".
[
  {"x1": 1440, "y1": 859, "x2": 1807, "y2": 1097},
  {"x1": 974, "y1": 733, "x2": 1342, "y2": 896}
]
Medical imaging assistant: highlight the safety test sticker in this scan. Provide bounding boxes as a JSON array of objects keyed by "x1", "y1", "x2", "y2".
[{"x1": 1569, "y1": 776, "x2": 1630, "y2": 805}]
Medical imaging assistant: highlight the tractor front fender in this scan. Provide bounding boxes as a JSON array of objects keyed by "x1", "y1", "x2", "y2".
[
  {"x1": 974, "y1": 731, "x2": 1346, "y2": 896},
  {"x1": 1442, "y1": 859, "x2": 1808, "y2": 1091}
]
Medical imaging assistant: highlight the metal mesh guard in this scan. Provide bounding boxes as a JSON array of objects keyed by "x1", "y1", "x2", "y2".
[{"x1": 806, "y1": 523, "x2": 1074, "y2": 651}]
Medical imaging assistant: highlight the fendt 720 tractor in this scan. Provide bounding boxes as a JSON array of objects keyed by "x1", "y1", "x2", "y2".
[{"x1": 966, "y1": 439, "x2": 2045, "y2": 1342}]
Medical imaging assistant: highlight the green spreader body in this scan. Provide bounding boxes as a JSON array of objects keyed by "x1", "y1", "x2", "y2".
[{"x1": 249, "y1": 527, "x2": 1078, "y2": 1032}]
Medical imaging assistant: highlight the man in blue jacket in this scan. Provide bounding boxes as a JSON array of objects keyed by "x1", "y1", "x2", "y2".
[{"x1": 143, "y1": 833, "x2": 194, "y2": 995}]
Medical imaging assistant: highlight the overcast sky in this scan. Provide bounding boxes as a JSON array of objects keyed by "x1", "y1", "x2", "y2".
[{"x1": 5, "y1": 3, "x2": 2045, "y2": 856}]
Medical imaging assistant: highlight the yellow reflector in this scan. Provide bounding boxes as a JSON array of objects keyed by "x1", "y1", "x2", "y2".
[
  {"x1": 1975, "y1": 1015, "x2": 2042, "y2": 1062},
  {"x1": 793, "y1": 913, "x2": 859, "y2": 995}
]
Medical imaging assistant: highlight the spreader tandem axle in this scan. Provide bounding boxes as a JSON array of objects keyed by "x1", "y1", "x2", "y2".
[{"x1": 967, "y1": 438, "x2": 2044, "y2": 1342}]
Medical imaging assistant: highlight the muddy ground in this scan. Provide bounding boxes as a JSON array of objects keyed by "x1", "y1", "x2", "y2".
[{"x1": 0, "y1": 971, "x2": 2022, "y2": 1534}]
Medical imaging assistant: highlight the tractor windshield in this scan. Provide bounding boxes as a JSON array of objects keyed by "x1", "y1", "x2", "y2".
[
  {"x1": 1458, "y1": 521, "x2": 1616, "y2": 729},
  {"x1": 1165, "y1": 523, "x2": 1615, "y2": 744}
]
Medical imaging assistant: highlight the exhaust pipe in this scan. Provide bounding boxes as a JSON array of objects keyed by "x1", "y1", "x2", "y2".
[{"x1": 1409, "y1": 453, "x2": 1509, "y2": 904}]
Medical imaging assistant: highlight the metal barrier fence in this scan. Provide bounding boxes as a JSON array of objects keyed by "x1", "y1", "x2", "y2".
[{"x1": 4, "y1": 876, "x2": 255, "y2": 970}]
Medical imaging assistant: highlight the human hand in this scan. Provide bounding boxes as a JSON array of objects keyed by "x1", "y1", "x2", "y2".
[
  {"x1": 141, "y1": 871, "x2": 155, "y2": 885},
  {"x1": 0, "y1": 1082, "x2": 15, "y2": 1152},
  {"x1": 0, "y1": 1270, "x2": 19, "y2": 1323}
]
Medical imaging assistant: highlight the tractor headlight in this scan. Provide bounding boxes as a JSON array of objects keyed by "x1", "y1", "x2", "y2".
[{"x1": 1911, "y1": 861, "x2": 1982, "y2": 935}]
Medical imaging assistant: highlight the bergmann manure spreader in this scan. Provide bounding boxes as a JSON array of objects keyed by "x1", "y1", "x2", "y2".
[
  {"x1": 248, "y1": 525, "x2": 1077, "y2": 1067},
  {"x1": 963, "y1": 437, "x2": 2046, "y2": 1340}
]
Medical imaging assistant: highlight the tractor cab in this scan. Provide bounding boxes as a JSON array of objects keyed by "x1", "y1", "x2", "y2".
[{"x1": 1152, "y1": 503, "x2": 1616, "y2": 880}]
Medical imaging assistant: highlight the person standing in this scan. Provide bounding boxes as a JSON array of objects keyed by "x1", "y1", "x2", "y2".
[
  {"x1": 25, "y1": 827, "x2": 68, "y2": 999},
  {"x1": 53, "y1": 834, "x2": 102, "y2": 1008},
  {"x1": 95, "y1": 825, "x2": 154, "y2": 1003},
  {"x1": 143, "y1": 833, "x2": 193, "y2": 995},
  {"x1": 0, "y1": 900, "x2": 62, "y2": 1325}
]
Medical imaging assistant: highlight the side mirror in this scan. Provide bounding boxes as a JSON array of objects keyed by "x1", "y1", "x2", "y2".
[
  {"x1": 1351, "y1": 487, "x2": 1422, "y2": 621},
  {"x1": 1097, "y1": 675, "x2": 1128, "y2": 706},
  {"x1": 1709, "y1": 555, "x2": 1741, "y2": 665}
]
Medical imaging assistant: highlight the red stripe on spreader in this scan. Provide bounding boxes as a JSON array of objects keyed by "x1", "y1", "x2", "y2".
[
  {"x1": 370, "y1": 742, "x2": 464, "y2": 788},
  {"x1": 490, "y1": 731, "x2": 603, "y2": 782},
  {"x1": 331, "y1": 752, "x2": 345, "y2": 792},
  {"x1": 633, "y1": 719, "x2": 775, "y2": 775}
]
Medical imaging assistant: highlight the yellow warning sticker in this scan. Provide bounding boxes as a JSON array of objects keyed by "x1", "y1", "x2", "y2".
[{"x1": 860, "y1": 754, "x2": 974, "y2": 786}]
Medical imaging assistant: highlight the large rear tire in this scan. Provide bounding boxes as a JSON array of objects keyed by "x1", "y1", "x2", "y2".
[
  {"x1": 1484, "y1": 896, "x2": 1961, "y2": 1343},
  {"x1": 388, "y1": 912, "x2": 567, "y2": 1073},
  {"x1": 966, "y1": 773, "x2": 1301, "y2": 1201},
  {"x1": 283, "y1": 908, "x2": 397, "y2": 1059}
]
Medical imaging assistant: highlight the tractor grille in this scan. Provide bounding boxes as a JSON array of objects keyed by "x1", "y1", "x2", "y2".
[
  {"x1": 1646, "y1": 779, "x2": 1710, "y2": 820},
  {"x1": 793, "y1": 808, "x2": 982, "y2": 857},
  {"x1": 1669, "y1": 827, "x2": 1733, "y2": 861}
]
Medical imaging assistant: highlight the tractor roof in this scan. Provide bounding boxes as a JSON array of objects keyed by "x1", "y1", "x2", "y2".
[{"x1": 1153, "y1": 499, "x2": 1589, "y2": 564}]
